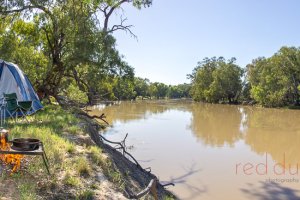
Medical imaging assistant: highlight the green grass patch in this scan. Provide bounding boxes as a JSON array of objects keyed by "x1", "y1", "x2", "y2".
[
  {"x1": 89, "y1": 146, "x2": 102, "y2": 165},
  {"x1": 76, "y1": 189, "x2": 94, "y2": 200},
  {"x1": 67, "y1": 125, "x2": 82, "y2": 135},
  {"x1": 76, "y1": 157, "x2": 91, "y2": 176},
  {"x1": 18, "y1": 182, "x2": 37, "y2": 200},
  {"x1": 100, "y1": 158, "x2": 125, "y2": 190},
  {"x1": 63, "y1": 172, "x2": 81, "y2": 187}
]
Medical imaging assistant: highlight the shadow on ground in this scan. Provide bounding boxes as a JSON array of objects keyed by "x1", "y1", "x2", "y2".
[
  {"x1": 164, "y1": 163, "x2": 207, "y2": 200},
  {"x1": 241, "y1": 181, "x2": 300, "y2": 200}
]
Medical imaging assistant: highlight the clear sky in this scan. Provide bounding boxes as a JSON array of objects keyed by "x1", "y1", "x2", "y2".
[{"x1": 111, "y1": 0, "x2": 300, "y2": 85}]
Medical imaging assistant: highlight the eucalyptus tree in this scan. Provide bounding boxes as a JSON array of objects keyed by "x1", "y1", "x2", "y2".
[
  {"x1": 247, "y1": 57, "x2": 288, "y2": 107},
  {"x1": 0, "y1": 0, "x2": 152, "y2": 103},
  {"x1": 189, "y1": 57, "x2": 243, "y2": 103},
  {"x1": 247, "y1": 47, "x2": 300, "y2": 107},
  {"x1": 168, "y1": 84, "x2": 191, "y2": 99},
  {"x1": 134, "y1": 77, "x2": 150, "y2": 99},
  {"x1": 275, "y1": 47, "x2": 300, "y2": 105},
  {"x1": 188, "y1": 57, "x2": 218, "y2": 101}
]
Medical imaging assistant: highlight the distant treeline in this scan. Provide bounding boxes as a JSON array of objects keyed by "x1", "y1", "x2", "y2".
[
  {"x1": 133, "y1": 79, "x2": 191, "y2": 100},
  {"x1": 189, "y1": 46, "x2": 300, "y2": 107}
]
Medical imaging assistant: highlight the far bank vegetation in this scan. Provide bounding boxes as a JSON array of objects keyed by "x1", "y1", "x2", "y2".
[{"x1": 189, "y1": 46, "x2": 300, "y2": 108}]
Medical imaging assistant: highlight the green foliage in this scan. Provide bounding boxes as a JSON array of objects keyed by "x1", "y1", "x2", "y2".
[
  {"x1": 189, "y1": 57, "x2": 243, "y2": 103},
  {"x1": 188, "y1": 47, "x2": 300, "y2": 107},
  {"x1": 147, "y1": 82, "x2": 169, "y2": 99},
  {"x1": 247, "y1": 47, "x2": 300, "y2": 107},
  {"x1": 112, "y1": 62, "x2": 135, "y2": 100},
  {"x1": 132, "y1": 78, "x2": 191, "y2": 99},
  {"x1": 0, "y1": 0, "x2": 152, "y2": 103},
  {"x1": 134, "y1": 77, "x2": 150, "y2": 98},
  {"x1": 64, "y1": 83, "x2": 89, "y2": 104},
  {"x1": 168, "y1": 84, "x2": 191, "y2": 99}
]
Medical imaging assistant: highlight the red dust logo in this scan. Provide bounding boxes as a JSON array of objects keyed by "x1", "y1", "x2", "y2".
[{"x1": 236, "y1": 153, "x2": 299, "y2": 176}]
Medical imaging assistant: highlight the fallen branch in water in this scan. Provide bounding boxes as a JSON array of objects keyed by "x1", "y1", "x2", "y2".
[
  {"x1": 99, "y1": 133, "x2": 143, "y2": 169},
  {"x1": 99, "y1": 133, "x2": 175, "y2": 199},
  {"x1": 161, "y1": 182, "x2": 175, "y2": 187},
  {"x1": 78, "y1": 112, "x2": 110, "y2": 125},
  {"x1": 129, "y1": 178, "x2": 158, "y2": 200}
]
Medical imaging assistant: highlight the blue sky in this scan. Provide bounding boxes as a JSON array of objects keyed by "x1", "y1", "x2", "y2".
[{"x1": 111, "y1": 0, "x2": 300, "y2": 85}]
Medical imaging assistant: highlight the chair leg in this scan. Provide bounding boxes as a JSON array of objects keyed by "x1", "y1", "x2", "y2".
[
  {"x1": 2, "y1": 109, "x2": 6, "y2": 125},
  {"x1": 0, "y1": 108, "x2": 3, "y2": 127},
  {"x1": 7, "y1": 110, "x2": 16, "y2": 123},
  {"x1": 18, "y1": 109, "x2": 29, "y2": 123}
]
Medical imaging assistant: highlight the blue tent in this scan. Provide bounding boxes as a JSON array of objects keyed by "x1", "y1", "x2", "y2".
[{"x1": 0, "y1": 59, "x2": 43, "y2": 117}]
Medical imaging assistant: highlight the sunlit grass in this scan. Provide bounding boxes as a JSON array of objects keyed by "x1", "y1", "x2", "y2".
[
  {"x1": 76, "y1": 189, "x2": 94, "y2": 200},
  {"x1": 89, "y1": 146, "x2": 102, "y2": 165},
  {"x1": 76, "y1": 157, "x2": 91, "y2": 176},
  {"x1": 1, "y1": 105, "x2": 85, "y2": 198},
  {"x1": 18, "y1": 182, "x2": 37, "y2": 200},
  {"x1": 63, "y1": 172, "x2": 82, "y2": 187},
  {"x1": 100, "y1": 157, "x2": 125, "y2": 190}
]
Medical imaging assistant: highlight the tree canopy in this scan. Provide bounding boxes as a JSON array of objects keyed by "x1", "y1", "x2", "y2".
[
  {"x1": 189, "y1": 47, "x2": 300, "y2": 107},
  {"x1": 247, "y1": 47, "x2": 300, "y2": 107},
  {"x1": 189, "y1": 57, "x2": 243, "y2": 103},
  {"x1": 0, "y1": 0, "x2": 152, "y2": 103}
]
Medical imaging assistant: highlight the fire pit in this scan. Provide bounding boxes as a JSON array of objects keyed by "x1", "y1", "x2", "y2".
[
  {"x1": 11, "y1": 138, "x2": 40, "y2": 151},
  {"x1": 0, "y1": 131, "x2": 49, "y2": 174}
]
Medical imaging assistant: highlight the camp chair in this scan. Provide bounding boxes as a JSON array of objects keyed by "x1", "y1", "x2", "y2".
[
  {"x1": 0, "y1": 97, "x2": 6, "y2": 126},
  {"x1": 3, "y1": 93, "x2": 33, "y2": 122}
]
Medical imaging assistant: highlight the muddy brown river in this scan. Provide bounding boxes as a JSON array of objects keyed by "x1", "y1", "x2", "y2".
[{"x1": 88, "y1": 100, "x2": 300, "y2": 200}]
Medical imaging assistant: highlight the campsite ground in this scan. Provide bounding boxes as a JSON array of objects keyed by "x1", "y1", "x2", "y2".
[{"x1": 0, "y1": 105, "x2": 175, "y2": 200}]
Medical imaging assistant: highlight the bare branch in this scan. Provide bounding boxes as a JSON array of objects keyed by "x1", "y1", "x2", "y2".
[
  {"x1": 103, "y1": 0, "x2": 129, "y2": 31},
  {"x1": 79, "y1": 112, "x2": 110, "y2": 125},
  {"x1": 130, "y1": 179, "x2": 158, "y2": 199},
  {"x1": 107, "y1": 16, "x2": 137, "y2": 38}
]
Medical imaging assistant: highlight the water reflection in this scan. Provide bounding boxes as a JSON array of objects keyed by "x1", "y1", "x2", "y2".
[
  {"x1": 88, "y1": 100, "x2": 189, "y2": 124},
  {"x1": 188, "y1": 103, "x2": 243, "y2": 147},
  {"x1": 239, "y1": 107, "x2": 248, "y2": 135},
  {"x1": 244, "y1": 107, "x2": 300, "y2": 165},
  {"x1": 91, "y1": 101, "x2": 300, "y2": 165}
]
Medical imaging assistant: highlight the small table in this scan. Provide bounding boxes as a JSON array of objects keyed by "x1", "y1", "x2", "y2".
[{"x1": 0, "y1": 142, "x2": 50, "y2": 174}]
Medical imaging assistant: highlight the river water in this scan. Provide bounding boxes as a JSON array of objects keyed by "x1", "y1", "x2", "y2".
[{"x1": 88, "y1": 100, "x2": 300, "y2": 200}]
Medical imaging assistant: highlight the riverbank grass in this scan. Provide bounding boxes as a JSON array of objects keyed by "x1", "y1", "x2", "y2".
[{"x1": 0, "y1": 105, "x2": 118, "y2": 199}]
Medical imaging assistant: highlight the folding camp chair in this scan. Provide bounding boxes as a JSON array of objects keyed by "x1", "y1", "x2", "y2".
[
  {"x1": 3, "y1": 93, "x2": 33, "y2": 123},
  {"x1": 0, "y1": 97, "x2": 6, "y2": 127}
]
